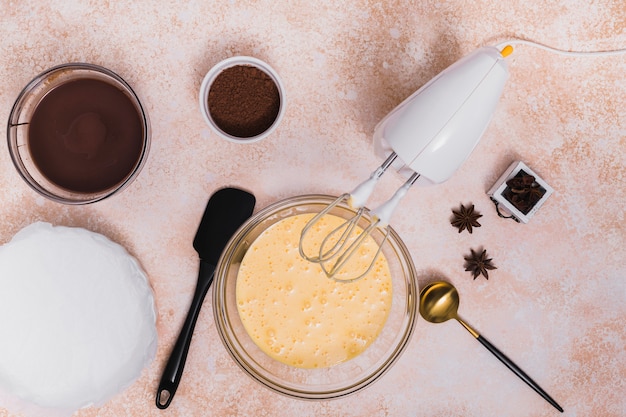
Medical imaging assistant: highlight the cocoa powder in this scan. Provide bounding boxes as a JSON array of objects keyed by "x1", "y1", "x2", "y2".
[{"x1": 208, "y1": 65, "x2": 280, "y2": 138}]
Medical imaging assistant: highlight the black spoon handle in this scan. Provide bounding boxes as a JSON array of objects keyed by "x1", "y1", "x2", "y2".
[
  {"x1": 476, "y1": 335, "x2": 563, "y2": 413},
  {"x1": 156, "y1": 260, "x2": 215, "y2": 409}
]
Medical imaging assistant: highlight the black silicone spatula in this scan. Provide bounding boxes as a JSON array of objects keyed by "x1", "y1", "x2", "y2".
[{"x1": 156, "y1": 187, "x2": 255, "y2": 409}]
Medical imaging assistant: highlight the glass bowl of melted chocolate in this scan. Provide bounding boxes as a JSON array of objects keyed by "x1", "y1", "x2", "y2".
[{"x1": 7, "y1": 63, "x2": 150, "y2": 204}]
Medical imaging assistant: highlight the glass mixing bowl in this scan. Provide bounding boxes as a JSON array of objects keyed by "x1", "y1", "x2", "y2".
[
  {"x1": 7, "y1": 63, "x2": 150, "y2": 204},
  {"x1": 213, "y1": 194, "x2": 418, "y2": 399}
]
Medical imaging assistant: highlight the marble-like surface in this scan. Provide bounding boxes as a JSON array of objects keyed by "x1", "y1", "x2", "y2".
[{"x1": 1, "y1": 1, "x2": 625, "y2": 416}]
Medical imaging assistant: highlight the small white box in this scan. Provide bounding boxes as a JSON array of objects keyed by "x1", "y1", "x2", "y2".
[{"x1": 487, "y1": 161, "x2": 554, "y2": 224}]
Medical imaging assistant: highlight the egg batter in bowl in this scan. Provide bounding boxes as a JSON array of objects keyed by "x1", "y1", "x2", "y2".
[
  {"x1": 213, "y1": 195, "x2": 417, "y2": 399},
  {"x1": 236, "y1": 213, "x2": 393, "y2": 369}
]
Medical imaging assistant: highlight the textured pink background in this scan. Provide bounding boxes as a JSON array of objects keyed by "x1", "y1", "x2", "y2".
[{"x1": 1, "y1": 1, "x2": 625, "y2": 416}]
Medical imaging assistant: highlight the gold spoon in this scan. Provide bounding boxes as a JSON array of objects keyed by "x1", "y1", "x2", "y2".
[{"x1": 419, "y1": 281, "x2": 563, "y2": 413}]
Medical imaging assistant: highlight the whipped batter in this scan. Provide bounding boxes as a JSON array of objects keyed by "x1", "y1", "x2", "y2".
[{"x1": 236, "y1": 213, "x2": 392, "y2": 369}]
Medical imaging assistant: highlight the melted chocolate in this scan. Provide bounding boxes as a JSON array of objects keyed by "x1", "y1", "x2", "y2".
[{"x1": 28, "y1": 78, "x2": 144, "y2": 194}]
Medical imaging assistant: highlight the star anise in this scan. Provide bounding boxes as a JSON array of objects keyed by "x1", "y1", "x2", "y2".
[
  {"x1": 451, "y1": 204, "x2": 482, "y2": 234},
  {"x1": 464, "y1": 248, "x2": 497, "y2": 280}
]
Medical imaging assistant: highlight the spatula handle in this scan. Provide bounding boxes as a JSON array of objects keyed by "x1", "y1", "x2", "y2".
[
  {"x1": 476, "y1": 335, "x2": 563, "y2": 413},
  {"x1": 156, "y1": 260, "x2": 215, "y2": 409}
]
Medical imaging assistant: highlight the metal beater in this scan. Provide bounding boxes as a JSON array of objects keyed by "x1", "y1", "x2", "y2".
[{"x1": 299, "y1": 153, "x2": 419, "y2": 282}]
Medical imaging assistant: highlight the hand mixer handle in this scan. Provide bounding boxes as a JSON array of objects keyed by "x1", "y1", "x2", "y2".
[{"x1": 374, "y1": 46, "x2": 511, "y2": 185}]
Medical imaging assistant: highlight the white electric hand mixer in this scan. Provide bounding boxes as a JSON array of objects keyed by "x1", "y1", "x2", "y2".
[{"x1": 299, "y1": 45, "x2": 513, "y2": 282}]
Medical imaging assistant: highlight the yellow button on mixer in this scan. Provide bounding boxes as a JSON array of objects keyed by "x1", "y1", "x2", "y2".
[{"x1": 500, "y1": 45, "x2": 514, "y2": 57}]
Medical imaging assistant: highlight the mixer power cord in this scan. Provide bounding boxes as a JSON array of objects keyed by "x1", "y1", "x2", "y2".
[{"x1": 494, "y1": 39, "x2": 626, "y2": 57}]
